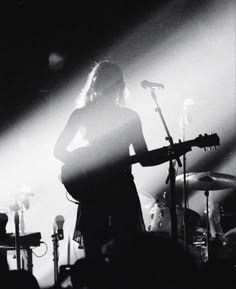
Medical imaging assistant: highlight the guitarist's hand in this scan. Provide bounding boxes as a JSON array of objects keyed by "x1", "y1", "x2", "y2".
[
  {"x1": 171, "y1": 142, "x2": 192, "y2": 159},
  {"x1": 139, "y1": 143, "x2": 192, "y2": 167}
]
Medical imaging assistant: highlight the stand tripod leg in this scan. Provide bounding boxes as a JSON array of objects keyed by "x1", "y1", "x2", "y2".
[
  {"x1": 169, "y1": 160, "x2": 178, "y2": 243},
  {"x1": 204, "y1": 189, "x2": 210, "y2": 262},
  {"x1": 14, "y1": 210, "x2": 21, "y2": 270},
  {"x1": 52, "y1": 234, "x2": 59, "y2": 284}
]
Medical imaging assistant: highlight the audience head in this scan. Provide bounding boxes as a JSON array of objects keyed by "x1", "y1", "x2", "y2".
[
  {"x1": 104, "y1": 231, "x2": 198, "y2": 289},
  {"x1": 0, "y1": 252, "x2": 9, "y2": 273},
  {"x1": 199, "y1": 259, "x2": 236, "y2": 289},
  {"x1": 70, "y1": 257, "x2": 111, "y2": 289},
  {"x1": 6, "y1": 269, "x2": 40, "y2": 289}
]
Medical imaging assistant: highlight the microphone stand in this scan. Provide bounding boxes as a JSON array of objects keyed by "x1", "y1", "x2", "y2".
[
  {"x1": 150, "y1": 89, "x2": 182, "y2": 243},
  {"x1": 52, "y1": 217, "x2": 65, "y2": 286},
  {"x1": 10, "y1": 201, "x2": 21, "y2": 270},
  {"x1": 52, "y1": 228, "x2": 59, "y2": 284},
  {"x1": 14, "y1": 207, "x2": 21, "y2": 270},
  {"x1": 204, "y1": 187, "x2": 210, "y2": 263}
]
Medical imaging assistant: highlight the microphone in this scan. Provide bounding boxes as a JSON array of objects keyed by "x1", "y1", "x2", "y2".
[
  {"x1": 141, "y1": 80, "x2": 164, "y2": 89},
  {"x1": 54, "y1": 215, "x2": 65, "y2": 240}
]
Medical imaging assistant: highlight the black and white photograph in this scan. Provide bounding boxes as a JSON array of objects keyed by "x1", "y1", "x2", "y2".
[{"x1": 0, "y1": 1, "x2": 235, "y2": 288}]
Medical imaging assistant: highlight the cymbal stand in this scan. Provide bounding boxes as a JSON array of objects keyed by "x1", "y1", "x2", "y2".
[
  {"x1": 20, "y1": 203, "x2": 25, "y2": 235},
  {"x1": 150, "y1": 89, "x2": 182, "y2": 243},
  {"x1": 19, "y1": 193, "x2": 31, "y2": 235},
  {"x1": 10, "y1": 201, "x2": 21, "y2": 270},
  {"x1": 181, "y1": 110, "x2": 189, "y2": 251},
  {"x1": 204, "y1": 188, "x2": 211, "y2": 262}
]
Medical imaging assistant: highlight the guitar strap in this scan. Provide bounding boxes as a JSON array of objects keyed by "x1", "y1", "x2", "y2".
[{"x1": 73, "y1": 204, "x2": 84, "y2": 248}]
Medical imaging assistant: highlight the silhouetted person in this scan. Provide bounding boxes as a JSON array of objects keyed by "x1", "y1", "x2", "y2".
[
  {"x1": 6, "y1": 269, "x2": 40, "y2": 289},
  {"x1": 0, "y1": 251, "x2": 10, "y2": 287},
  {"x1": 70, "y1": 258, "x2": 89, "y2": 288},
  {"x1": 104, "y1": 231, "x2": 199, "y2": 289},
  {"x1": 70, "y1": 257, "x2": 111, "y2": 289},
  {"x1": 199, "y1": 259, "x2": 236, "y2": 289},
  {"x1": 0, "y1": 213, "x2": 8, "y2": 242},
  {"x1": 54, "y1": 60, "x2": 170, "y2": 259},
  {"x1": 0, "y1": 251, "x2": 9, "y2": 273}
]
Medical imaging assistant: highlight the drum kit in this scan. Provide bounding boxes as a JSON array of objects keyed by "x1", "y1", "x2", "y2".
[{"x1": 148, "y1": 171, "x2": 236, "y2": 263}]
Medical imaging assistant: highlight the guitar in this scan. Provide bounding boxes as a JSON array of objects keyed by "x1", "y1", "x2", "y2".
[{"x1": 61, "y1": 133, "x2": 220, "y2": 202}]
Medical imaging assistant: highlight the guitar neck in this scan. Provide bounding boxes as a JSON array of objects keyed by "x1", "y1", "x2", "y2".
[
  {"x1": 129, "y1": 138, "x2": 205, "y2": 166},
  {"x1": 66, "y1": 133, "x2": 219, "y2": 168}
]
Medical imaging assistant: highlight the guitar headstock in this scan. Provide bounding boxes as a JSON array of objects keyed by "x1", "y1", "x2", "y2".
[{"x1": 194, "y1": 133, "x2": 220, "y2": 149}]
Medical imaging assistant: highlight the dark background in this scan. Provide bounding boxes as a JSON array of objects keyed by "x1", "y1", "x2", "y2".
[{"x1": 0, "y1": 0, "x2": 211, "y2": 132}]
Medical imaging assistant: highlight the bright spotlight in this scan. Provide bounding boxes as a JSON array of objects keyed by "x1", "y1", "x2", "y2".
[{"x1": 48, "y1": 52, "x2": 65, "y2": 71}]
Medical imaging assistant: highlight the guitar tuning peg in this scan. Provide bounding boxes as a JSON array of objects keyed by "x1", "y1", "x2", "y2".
[
  {"x1": 203, "y1": 147, "x2": 206, "y2": 151},
  {"x1": 208, "y1": 147, "x2": 212, "y2": 151}
]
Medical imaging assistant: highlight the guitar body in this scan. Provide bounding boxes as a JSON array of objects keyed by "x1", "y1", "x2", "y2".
[{"x1": 61, "y1": 161, "x2": 91, "y2": 202}]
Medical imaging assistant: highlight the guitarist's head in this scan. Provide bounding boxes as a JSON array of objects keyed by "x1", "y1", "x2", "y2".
[{"x1": 78, "y1": 60, "x2": 128, "y2": 108}]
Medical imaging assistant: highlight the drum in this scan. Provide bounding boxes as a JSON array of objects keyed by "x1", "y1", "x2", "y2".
[{"x1": 148, "y1": 203, "x2": 200, "y2": 242}]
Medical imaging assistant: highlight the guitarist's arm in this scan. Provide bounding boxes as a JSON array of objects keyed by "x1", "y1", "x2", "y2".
[
  {"x1": 130, "y1": 111, "x2": 194, "y2": 166},
  {"x1": 138, "y1": 147, "x2": 178, "y2": 166},
  {"x1": 54, "y1": 109, "x2": 81, "y2": 164},
  {"x1": 130, "y1": 111, "x2": 172, "y2": 167}
]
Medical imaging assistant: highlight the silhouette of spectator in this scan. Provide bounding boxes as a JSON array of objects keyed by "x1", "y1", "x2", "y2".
[
  {"x1": 103, "y1": 231, "x2": 198, "y2": 289},
  {"x1": 0, "y1": 251, "x2": 9, "y2": 273},
  {"x1": 70, "y1": 257, "x2": 111, "y2": 289},
  {"x1": 0, "y1": 251, "x2": 10, "y2": 288},
  {"x1": 199, "y1": 259, "x2": 236, "y2": 289},
  {"x1": 70, "y1": 258, "x2": 89, "y2": 288},
  {"x1": 5, "y1": 269, "x2": 40, "y2": 289}
]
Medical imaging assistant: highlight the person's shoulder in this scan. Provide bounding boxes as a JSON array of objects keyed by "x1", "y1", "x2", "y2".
[
  {"x1": 72, "y1": 106, "x2": 87, "y2": 114},
  {"x1": 120, "y1": 107, "x2": 140, "y2": 117},
  {"x1": 69, "y1": 107, "x2": 87, "y2": 119},
  {"x1": 120, "y1": 107, "x2": 141, "y2": 122}
]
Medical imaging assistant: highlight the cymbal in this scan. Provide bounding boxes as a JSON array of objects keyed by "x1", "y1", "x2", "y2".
[
  {"x1": 176, "y1": 172, "x2": 236, "y2": 191},
  {"x1": 224, "y1": 227, "x2": 236, "y2": 244},
  {"x1": 224, "y1": 227, "x2": 236, "y2": 238}
]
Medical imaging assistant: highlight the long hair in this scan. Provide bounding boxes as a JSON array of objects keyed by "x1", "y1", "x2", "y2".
[{"x1": 76, "y1": 60, "x2": 128, "y2": 108}]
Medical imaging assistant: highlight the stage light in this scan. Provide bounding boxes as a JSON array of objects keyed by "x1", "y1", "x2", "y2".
[{"x1": 48, "y1": 52, "x2": 65, "y2": 71}]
